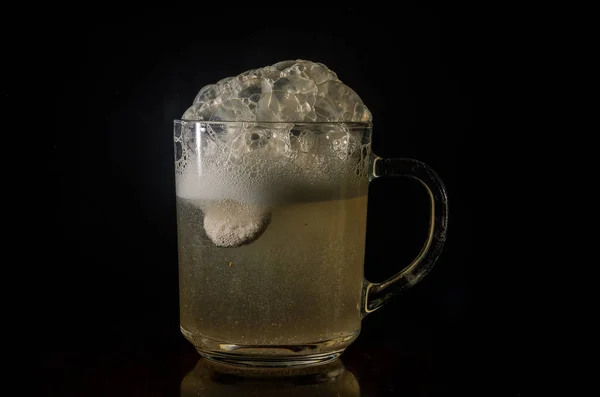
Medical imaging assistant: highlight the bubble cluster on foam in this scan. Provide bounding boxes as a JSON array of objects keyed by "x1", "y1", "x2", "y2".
[{"x1": 182, "y1": 60, "x2": 372, "y2": 123}]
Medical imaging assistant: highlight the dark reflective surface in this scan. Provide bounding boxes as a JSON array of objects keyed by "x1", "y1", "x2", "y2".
[{"x1": 39, "y1": 324, "x2": 488, "y2": 396}]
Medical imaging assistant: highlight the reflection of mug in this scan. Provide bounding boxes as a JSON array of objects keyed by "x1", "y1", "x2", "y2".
[
  {"x1": 174, "y1": 121, "x2": 448, "y2": 367},
  {"x1": 180, "y1": 358, "x2": 360, "y2": 397}
]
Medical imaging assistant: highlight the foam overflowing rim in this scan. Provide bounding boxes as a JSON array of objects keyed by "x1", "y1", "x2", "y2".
[{"x1": 174, "y1": 119, "x2": 373, "y2": 127}]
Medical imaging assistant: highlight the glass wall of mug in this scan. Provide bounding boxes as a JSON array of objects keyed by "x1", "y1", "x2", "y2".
[{"x1": 174, "y1": 120, "x2": 373, "y2": 365}]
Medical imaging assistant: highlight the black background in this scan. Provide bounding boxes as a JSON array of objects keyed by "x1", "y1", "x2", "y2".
[{"x1": 46, "y1": 6, "x2": 507, "y2": 395}]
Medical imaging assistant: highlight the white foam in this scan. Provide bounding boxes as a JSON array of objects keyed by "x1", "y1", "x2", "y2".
[
  {"x1": 175, "y1": 60, "x2": 372, "y2": 246},
  {"x1": 182, "y1": 60, "x2": 372, "y2": 123},
  {"x1": 175, "y1": 124, "x2": 371, "y2": 206},
  {"x1": 176, "y1": 149, "x2": 369, "y2": 205}
]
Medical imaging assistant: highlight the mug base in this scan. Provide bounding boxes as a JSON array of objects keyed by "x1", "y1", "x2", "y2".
[
  {"x1": 198, "y1": 350, "x2": 343, "y2": 368},
  {"x1": 182, "y1": 327, "x2": 360, "y2": 368}
]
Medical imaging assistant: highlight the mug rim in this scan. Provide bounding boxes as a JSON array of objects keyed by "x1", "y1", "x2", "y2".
[{"x1": 174, "y1": 119, "x2": 373, "y2": 127}]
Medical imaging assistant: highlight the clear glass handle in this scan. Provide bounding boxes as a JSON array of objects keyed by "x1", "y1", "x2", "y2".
[{"x1": 362, "y1": 157, "x2": 449, "y2": 315}]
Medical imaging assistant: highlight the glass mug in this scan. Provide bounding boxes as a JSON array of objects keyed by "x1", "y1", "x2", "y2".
[{"x1": 174, "y1": 120, "x2": 448, "y2": 367}]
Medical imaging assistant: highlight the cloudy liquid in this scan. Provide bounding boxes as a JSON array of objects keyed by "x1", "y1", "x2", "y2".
[{"x1": 177, "y1": 193, "x2": 368, "y2": 352}]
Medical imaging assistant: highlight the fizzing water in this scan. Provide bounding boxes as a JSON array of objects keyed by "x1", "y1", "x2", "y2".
[
  {"x1": 177, "y1": 194, "x2": 368, "y2": 349},
  {"x1": 175, "y1": 60, "x2": 373, "y2": 357}
]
